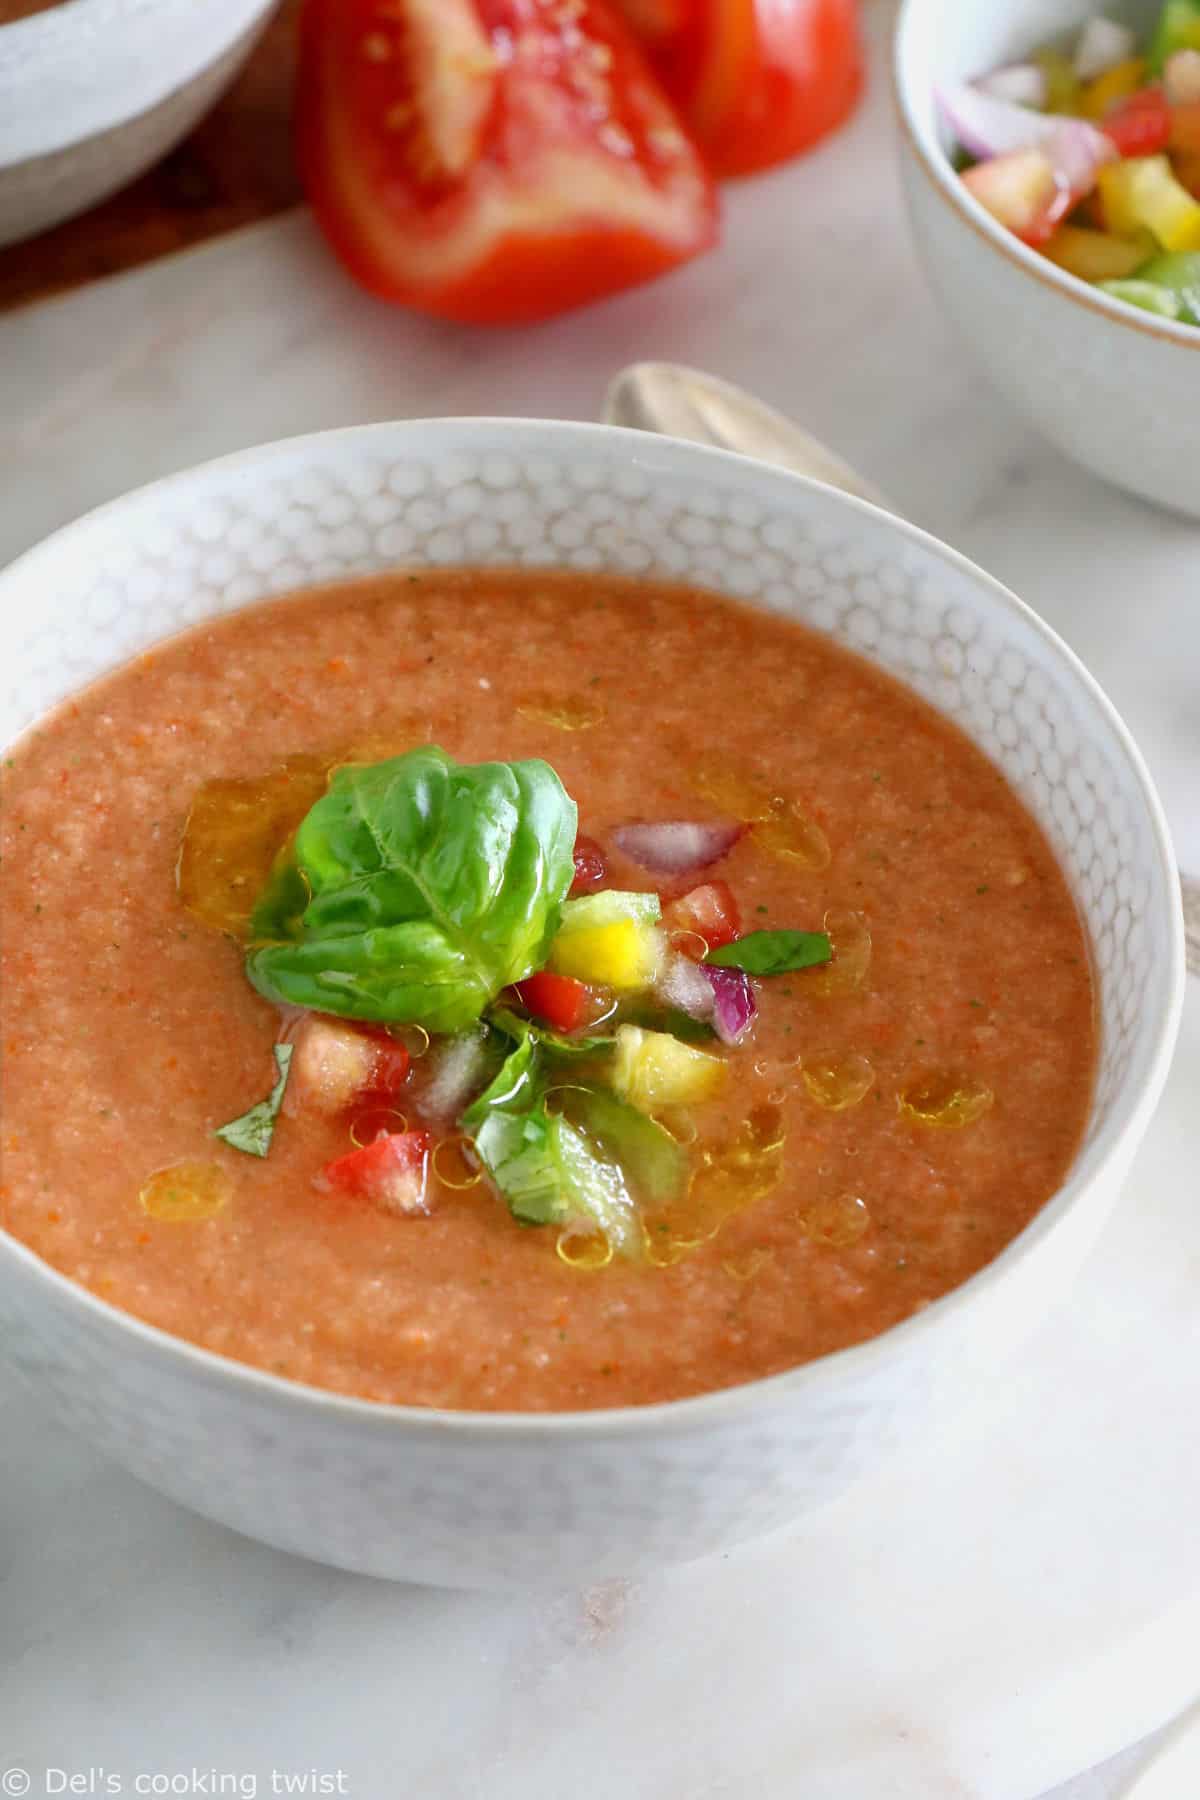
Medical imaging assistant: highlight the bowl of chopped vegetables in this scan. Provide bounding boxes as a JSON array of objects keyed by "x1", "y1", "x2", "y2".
[{"x1": 894, "y1": 0, "x2": 1200, "y2": 517}]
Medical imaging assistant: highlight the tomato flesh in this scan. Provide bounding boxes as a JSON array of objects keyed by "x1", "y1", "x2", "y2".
[
  {"x1": 285, "y1": 1016, "x2": 411, "y2": 1118},
  {"x1": 570, "y1": 834, "x2": 608, "y2": 894},
  {"x1": 615, "y1": 0, "x2": 864, "y2": 178},
  {"x1": 663, "y1": 880, "x2": 742, "y2": 953},
  {"x1": 1103, "y1": 86, "x2": 1173, "y2": 157},
  {"x1": 297, "y1": 0, "x2": 718, "y2": 324},
  {"x1": 514, "y1": 970, "x2": 591, "y2": 1033},
  {"x1": 317, "y1": 1129, "x2": 432, "y2": 1214}
]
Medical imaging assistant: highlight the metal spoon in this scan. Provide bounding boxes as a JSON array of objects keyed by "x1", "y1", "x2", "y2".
[{"x1": 604, "y1": 361, "x2": 1199, "y2": 978}]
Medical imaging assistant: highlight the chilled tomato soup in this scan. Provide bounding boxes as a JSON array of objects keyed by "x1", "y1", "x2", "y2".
[{"x1": 0, "y1": 570, "x2": 1095, "y2": 1410}]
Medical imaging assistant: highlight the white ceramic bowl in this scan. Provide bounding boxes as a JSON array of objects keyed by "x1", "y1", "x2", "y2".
[
  {"x1": 893, "y1": 0, "x2": 1200, "y2": 519},
  {"x1": 0, "y1": 0, "x2": 280, "y2": 249},
  {"x1": 0, "y1": 419, "x2": 1184, "y2": 1589}
]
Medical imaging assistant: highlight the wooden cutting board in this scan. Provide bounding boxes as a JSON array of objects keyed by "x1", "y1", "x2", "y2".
[{"x1": 0, "y1": 0, "x2": 303, "y2": 313}]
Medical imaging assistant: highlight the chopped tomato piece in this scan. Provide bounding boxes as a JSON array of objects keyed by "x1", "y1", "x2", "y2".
[
  {"x1": 514, "y1": 970, "x2": 591, "y2": 1033},
  {"x1": 1102, "y1": 85, "x2": 1173, "y2": 156},
  {"x1": 316, "y1": 1129, "x2": 432, "y2": 1215},
  {"x1": 297, "y1": 0, "x2": 718, "y2": 325},
  {"x1": 571, "y1": 834, "x2": 608, "y2": 895},
  {"x1": 284, "y1": 1016, "x2": 410, "y2": 1118},
  {"x1": 662, "y1": 880, "x2": 742, "y2": 954},
  {"x1": 614, "y1": 0, "x2": 864, "y2": 178}
]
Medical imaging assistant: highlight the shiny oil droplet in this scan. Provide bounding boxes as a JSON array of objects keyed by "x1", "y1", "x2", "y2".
[
  {"x1": 139, "y1": 1161, "x2": 232, "y2": 1223},
  {"x1": 801, "y1": 1193, "x2": 870, "y2": 1247},
  {"x1": 177, "y1": 754, "x2": 330, "y2": 938},
  {"x1": 722, "y1": 1247, "x2": 774, "y2": 1283},
  {"x1": 751, "y1": 806, "x2": 831, "y2": 871},
  {"x1": 644, "y1": 1106, "x2": 786, "y2": 1265},
  {"x1": 898, "y1": 1071, "x2": 994, "y2": 1129},
  {"x1": 557, "y1": 1223, "x2": 613, "y2": 1269},
  {"x1": 518, "y1": 693, "x2": 605, "y2": 731},
  {"x1": 688, "y1": 754, "x2": 778, "y2": 822},
  {"x1": 433, "y1": 1134, "x2": 483, "y2": 1190},
  {"x1": 802, "y1": 1051, "x2": 875, "y2": 1111},
  {"x1": 808, "y1": 909, "x2": 872, "y2": 998},
  {"x1": 350, "y1": 1107, "x2": 407, "y2": 1149},
  {"x1": 662, "y1": 1108, "x2": 699, "y2": 1146}
]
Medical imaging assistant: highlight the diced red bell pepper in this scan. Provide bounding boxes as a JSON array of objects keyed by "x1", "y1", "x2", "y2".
[
  {"x1": 570, "y1": 835, "x2": 608, "y2": 895},
  {"x1": 514, "y1": 970, "x2": 591, "y2": 1033},
  {"x1": 662, "y1": 880, "x2": 742, "y2": 955},
  {"x1": 285, "y1": 1016, "x2": 410, "y2": 1118},
  {"x1": 1103, "y1": 85, "x2": 1173, "y2": 156},
  {"x1": 316, "y1": 1129, "x2": 431, "y2": 1215}
]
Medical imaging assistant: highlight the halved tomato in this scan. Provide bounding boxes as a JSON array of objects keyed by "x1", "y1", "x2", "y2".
[
  {"x1": 297, "y1": 0, "x2": 719, "y2": 324},
  {"x1": 613, "y1": 0, "x2": 864, "y2": 178}
]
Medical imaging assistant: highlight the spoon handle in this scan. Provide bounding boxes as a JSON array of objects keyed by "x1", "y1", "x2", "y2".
[{"x1": 604, "y1": 361, "x2": 1199, "y2": 978}]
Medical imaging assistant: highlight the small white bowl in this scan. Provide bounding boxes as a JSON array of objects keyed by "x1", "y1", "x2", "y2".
[
  {"x1": 0, "y1": 0, "x2": 280, "y2": 249},
  {"x1": 893, "y1": 0, "x2": 1200, "y2": 519},
  {"x1": 0, "y1": 419, "x2": 1184, "y2": 1588}
]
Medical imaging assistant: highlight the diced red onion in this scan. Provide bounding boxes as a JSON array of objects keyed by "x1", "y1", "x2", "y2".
[
  {"x1": 939, "y1": 82, "x2": 1115, "y2": 183},
  {"x1": 655, "y1": 951, "x2": 716, "y2": 1021},
  {"x1": 700, "y1": 964, "x2": 757, "y2": 1045},
  {"x1": 1045, "y1": 120, "x2": 1117, "y2": 196},
  {"x1": 611, "y1": 818, "x2": 743, "y2": 877},
  {"x1": 1165, "y1": 48, "x2": 1200, "y2": 106},
  {"x1": 1074, "y1": 16, "x2": 1137, "y2": 81},
  {"x1": 976, "y1": 63, "x2": 1049, "y2": 109}
]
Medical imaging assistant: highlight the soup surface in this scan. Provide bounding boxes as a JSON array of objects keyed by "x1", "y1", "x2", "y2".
[{"x1": 0, "y1": 570, "x2": 1095, "y2": 1410}]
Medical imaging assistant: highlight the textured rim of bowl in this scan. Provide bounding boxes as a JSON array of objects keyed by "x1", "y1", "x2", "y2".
[
  {"x1": 892, "y1": 0, "x2": 1200, "y2": 352},
  {"x1": 0, "y1": 418, "x2": 1185, "y2": 1442}
]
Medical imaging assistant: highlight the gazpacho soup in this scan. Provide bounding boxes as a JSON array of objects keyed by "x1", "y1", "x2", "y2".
[{"x1": 0, "y1": 569, "x2": 1096, "y2": 1411}]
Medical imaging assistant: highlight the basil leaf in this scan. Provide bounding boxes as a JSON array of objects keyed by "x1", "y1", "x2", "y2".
[
  {"x1": 461, "y1": 1028, "x2": 539, "y2": 1131},
  {"x1": 618, "y1": 1002, "x2": 718, "y2": 1044},
  {"x1": 246, "y1": 748, "x2": 577, "y2": 1035},
  {"x1": 706, "y1": 930, "x2": 832, "y2": 976},
  {"x1": 489, "y1": 1005, "x2": 616, "y2": 1059},
  {"x1": 214, "y1": 1043, "x2": 293, "y2": 1159}
]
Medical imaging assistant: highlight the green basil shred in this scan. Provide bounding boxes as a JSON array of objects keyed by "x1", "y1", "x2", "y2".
[
  {"x1": 706, "y1": 929, "x2": 832, "y2": 976},
  {"x1": 214, "y1": 1043, "x2": 293, "y2": 1159}
]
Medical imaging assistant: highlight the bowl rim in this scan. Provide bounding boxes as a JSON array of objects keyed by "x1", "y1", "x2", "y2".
[
  {"x1": 0, "y1": 416, "x2": 1185, "y2": 1441},
  {"x1": 0, "y1": 0, "x2": 279, "y2": 168},
  {"x1": 891, "y1": 0, "x2": 1200, "y2": 352}
]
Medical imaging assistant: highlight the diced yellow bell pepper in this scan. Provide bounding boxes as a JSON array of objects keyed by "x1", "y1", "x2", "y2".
[
  {"x1": 1079, "y1": 57, "x2": 1147, "y2": 118},
  {"x1": 1041, "y1": 224, "x2": 1156, "y2": 279},
  {"x1": 1098, "y1": 154, "x2": 1200, "y2": 249},
  {"x1": 548, "y1": 919, "x2": 661, "y2": 989},
  {"x1": 611, "y1": 1025, "x2": 726, "y2": 1114}
]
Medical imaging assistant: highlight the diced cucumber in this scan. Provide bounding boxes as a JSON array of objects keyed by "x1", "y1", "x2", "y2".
[
  {"x1": 1134, "y1": 250, "x2": 1200, "y2": 321},
  {"x1": 1097, "y1": 278, "x2": 1186, "y2": 316},
  {"x1": 559, "y1": 890, "x2": 662, "y2": 931}
]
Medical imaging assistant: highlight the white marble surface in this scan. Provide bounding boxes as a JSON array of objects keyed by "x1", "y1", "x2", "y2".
[{"x1": 1, "y1": 5, "x2": 1198, "y2": 1796}]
